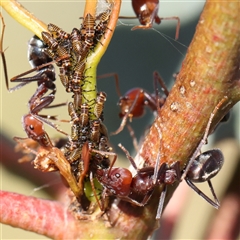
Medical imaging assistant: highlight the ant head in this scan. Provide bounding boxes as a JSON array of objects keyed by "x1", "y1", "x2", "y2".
[
  {"x1": 22, "y1": 114, "x2": 45, "y2": 140},
  {"x1": 97, "y1": 167, "x2": 132, "y2": 197},
  {"x1": 132, "y1": 0, "x2": 159, "y2": 26},
  {"x1": 118, "y1": 88, "x2": 145, "y2": 118}
]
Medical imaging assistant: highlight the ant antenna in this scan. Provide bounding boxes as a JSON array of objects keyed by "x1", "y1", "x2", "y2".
[
  {"x1": 0, "y1": 14, "x2": 10, "y2": 90},
  {"x1": 97, "y1": 72, "x2": 122, "y2": 97}
]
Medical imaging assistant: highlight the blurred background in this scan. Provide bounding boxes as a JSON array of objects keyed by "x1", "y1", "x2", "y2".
[{"x1": 1, "y1": 0, "x2": 239, "y2": 239}]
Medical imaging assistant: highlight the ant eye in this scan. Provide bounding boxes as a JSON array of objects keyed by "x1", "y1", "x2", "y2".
[
  {"x1": 29, "y1": 125, "x2": 34, "y2": 130},
  {"x1": 115, "y1": 173, "x2": 120, "y2": 178}
]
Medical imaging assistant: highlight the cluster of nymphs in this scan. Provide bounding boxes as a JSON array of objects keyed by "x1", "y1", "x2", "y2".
[{"x1": 37, "y1": 11, "x2": 119, "y2": 215}]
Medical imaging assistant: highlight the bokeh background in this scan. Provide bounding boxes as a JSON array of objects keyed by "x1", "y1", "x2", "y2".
[{"x1": 1, "y1": 0, "x2": 239, "y2": 239}]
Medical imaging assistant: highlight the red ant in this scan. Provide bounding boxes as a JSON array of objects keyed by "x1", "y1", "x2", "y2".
[
  {"x1": 119, "y1": 0, "x2": 180, "y2": 39},
  {"x1": 19, "y1": 82, "x2": 68, "y2": 145},
  {"x1": 99, "y1": 71, "x2": 169, "y2": 136},
  {"x1": 94, "y1": 97, "x2": 227, "y2": 219}
]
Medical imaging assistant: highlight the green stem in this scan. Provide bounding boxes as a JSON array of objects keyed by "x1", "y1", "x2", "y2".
[{"x1": 82, "y1": 0, "x2": 121, "y2": 118}]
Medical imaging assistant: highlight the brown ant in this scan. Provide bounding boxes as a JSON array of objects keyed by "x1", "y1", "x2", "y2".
[{"x1": 95, "y1": 97, "x2": 227, "y2": 219}]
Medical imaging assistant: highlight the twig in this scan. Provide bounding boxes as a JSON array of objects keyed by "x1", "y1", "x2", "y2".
[{"x1": 0, "y1": 0, "x2": 47, "y2": 39}]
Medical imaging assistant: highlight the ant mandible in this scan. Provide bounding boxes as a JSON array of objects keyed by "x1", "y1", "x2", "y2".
[{"x1": 95, "y1": 97, "x2": 227, "y2": 219}]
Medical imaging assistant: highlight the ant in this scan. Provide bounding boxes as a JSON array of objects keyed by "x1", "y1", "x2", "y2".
[
  {"x1": 95, "y1": 97, "x2": 227, "y2": 219},
  {"x1": 119, "y1": 0, "x2": 180, "y2": 39},
  {"x1": 0, "y1": 17, "x2": 67, "y2": 141},
  {"x1": 102, "y1": 71, "x2": 169, "y2": 135}
]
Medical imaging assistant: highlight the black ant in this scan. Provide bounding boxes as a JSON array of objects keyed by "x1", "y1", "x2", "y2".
[
  {"x1": 3, "y1": 34, "x2": 56, "y2": 92},
  {"x1": 95, "y1": 97, "x2": 227, "y2": 219}
]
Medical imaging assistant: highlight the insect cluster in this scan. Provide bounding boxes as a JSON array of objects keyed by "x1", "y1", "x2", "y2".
[
  {"x1": 2, "y1": 9, "x2": 117, "y2": 216},
  {"x1": 1, "y1": 0, "x2": 226, "y2": 223}
]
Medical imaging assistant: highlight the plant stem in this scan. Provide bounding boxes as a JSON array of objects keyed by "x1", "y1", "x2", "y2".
[
  {"x1": 0, "y1": 0, "x2": 47, "y2": 39},
  {"x1": 82, "y1": 0, "x2": 121, "y2": 117},
  {"x1": 108, "y1": 1, "x2": 240, "y2": 238},
  {"x1": 1, "y1": 0, "x2": 239, "y2": 239},
  {"x1": 0, "y1": 191, "x2": 114, "y2": 239}
]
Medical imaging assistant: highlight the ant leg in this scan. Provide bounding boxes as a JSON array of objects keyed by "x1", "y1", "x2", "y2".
[
  {"x1": 111, "y1": 91, "x2": 141, "y2": 135},
  {"x1": 11, "y1": 61, "x2": 54, "y2": 81},
  {"x1": 156, "y1": 184, "x2": 167, "y2": 219},
  {"x1": 118, "y1": 16, "x2": 137, "y2": 20},
  {"x1": 207, "y1": 180, "x2": 220, "y2": 206},
  {"x1": 110, "y1": 113, "x2": 128, "y2": 135},
  {"x1": 28, "y1": 84, "x2": 51, "y2": 112},
  {"x1": 160, "y1": 16, "x2": 180, "y2": 40},
  {"x1": 78, "y1": 143, "x2": 90, "y2": 193},
  {"x1": 35, "y1": 115, "x2": 69, "y2": 136},
  {"x1": 185, "y1": 179, "x2": 219, "y2": 209},
  {"x1": 31, "y1": 95, "x2": 55, "y2": 114},
  {"x1": 0, "y1": 14, "x2": 10, "y2": 91},
  {"x1": 90, "y1": 171, "x2": 104, "y2": 211},
  {"x1": 90, "y1": 148, "x2": 117, "y2": 175},
  {"x1": 118, "y1": 187, "x2": 154, "y2": 207},
  {"x1": 153, "y1": 71, "x2": 169, "y2": 97},
  {"x1": 126, "y1": 124, "x2": 139, "y2": 152},
  {"x1": 181, "y1": 96, "x2": 228, "y2": 181},
  {"x1": 42, "y1": 101, "x2": 68, "y2": 121},
  {"x1": 131, "y1": 23, "x2": 153, "y2": 31},
  {"x1": 8, "y1": 62, "x2": 54, "y2": 92},
  {"x1": 97, "y1": 72, "x2": 122, "y2": 97}
]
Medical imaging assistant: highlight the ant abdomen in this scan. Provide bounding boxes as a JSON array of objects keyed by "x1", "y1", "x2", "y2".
[
  {"x1": 186, "y1": 149, "x2": 224, "y2": 183},
  {"x1": 28, "y1": 35, "x2": 52, "y2": 68}
]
